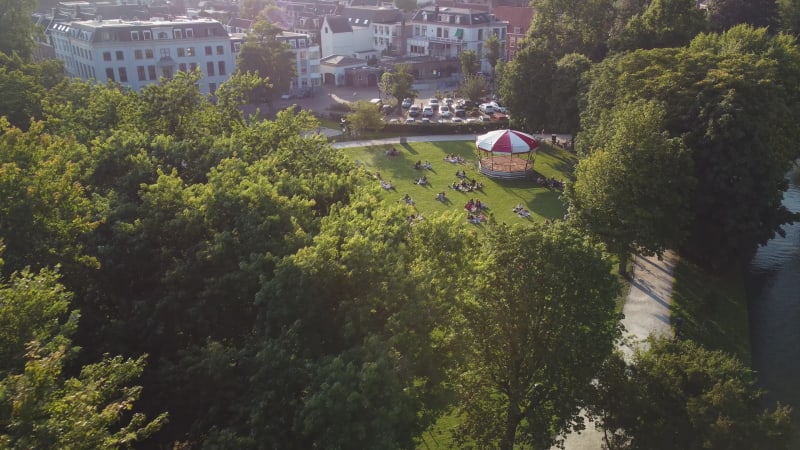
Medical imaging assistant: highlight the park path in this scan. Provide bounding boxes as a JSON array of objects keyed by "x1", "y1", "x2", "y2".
[{"x1": 556, "y1": 251, "x2": 678, "y2": 450}]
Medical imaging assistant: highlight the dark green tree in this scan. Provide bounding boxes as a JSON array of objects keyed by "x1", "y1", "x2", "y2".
[
  {"x1": 610, "y1": 0, "x2": 707, "y2": 52},
  {"x1": 458, "y1": 73, "x2": 490, "y2": 104},
  {"x1": 528, "y1": 0, "x2": 616, "y2": 60},
  {"x1": 778, "y1": 0, "x2": 800, "y2": 35},
  {"x1": 499, "y1": 45, "x2": 555, "y2": 131},
  {"x1": 379, "y1": 63, "x2": 417, "y2": 105},
  {"x1": 590, "y1": 338, "x2": 795, "y2": 450},
  {"x1": 459, "y1": 50, "x2": 480, "y2": 76},
  {"x1": 456, "y1": 223, "x2": 621, "y2": 450},
  {"x1": 236, "y1": 19, "x2": 295, "y2": 104},
  {"x1": 566, "y1": 100, "x2": 695, "y2": 275},
  {"x1": 0, "y1": 0, "x2": 37, "y2": 59},
  {"x1": 706, "y1": 0, "x2": 777, "y2": 32},
  {"x1": 345, "y1": 100, "x2": 384, "y2": 136},
  {"x1": 548, "y1": 52, "x2": 592, "y2": 133}
]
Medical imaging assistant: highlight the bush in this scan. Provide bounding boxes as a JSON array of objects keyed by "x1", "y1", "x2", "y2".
[
  {"x1": 381, "y1": 121, "x2": 506, "y2": 135},
  {"x1": 329, "y1": 102, "x2": 352, "y2": 112}
]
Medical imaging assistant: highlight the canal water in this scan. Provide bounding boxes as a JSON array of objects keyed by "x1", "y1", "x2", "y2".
[{"x1": 747, "y1": 168, "x2": 800, "y2": 421}]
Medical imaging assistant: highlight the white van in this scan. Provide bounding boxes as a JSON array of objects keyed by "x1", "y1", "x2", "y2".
[{"x1": 479, "y1": 103, "x2": 495, "y2": 114}]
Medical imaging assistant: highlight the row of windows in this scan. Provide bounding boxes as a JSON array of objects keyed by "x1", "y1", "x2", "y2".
[
  {"x1": 412, "y1": 25, "x2": 506, "y2": 41},
  {"x1": 131, "y1": 28, "x2": 196, "y2": 41},
  {"x1": 104, "y1": 61, "x2": 227, "y2": 83},
  {"x1": 374, "y1": 37, "x2": 391, "y2": 46},
  {"x1": 372, "y1": 25, "x2": 393, "y2": 35},
  {"x1": 104, "y1": 45, "x2": 226, "y2": 62}
]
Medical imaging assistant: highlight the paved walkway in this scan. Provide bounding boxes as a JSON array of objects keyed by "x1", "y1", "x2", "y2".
[{"x1": 556, "y1": 251, "x2": 678, "y2": 450}]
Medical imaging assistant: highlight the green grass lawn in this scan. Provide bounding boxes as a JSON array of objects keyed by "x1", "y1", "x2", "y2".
[
  {"x1": 670, "y1": 260, "x2": 752, "y2": 363},
  {"x1": 343, "y1": 141, "x2": 577, "y2": 225}
]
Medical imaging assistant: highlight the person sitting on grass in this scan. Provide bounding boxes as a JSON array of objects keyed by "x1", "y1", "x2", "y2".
[
  {"x1": 435, "y1": 191, "x2": 446, "y2": 201},
  {"x1": 381, "y1": 180, "x2": 394, "y2": 190},
  {"x1": 403, "y1": 193, "x2": 414, "y2": 205},
  {"x1": 414, "y1": 160, "x2": 422, "y2": 170},
  {"x1": 456, "y1": 169, "x2": 466, "y2": 178},
  {"x1": 518, "y1": 209, "x2": 531, "y2": 218},
  {"x1": 423, "y1": 160, "x2": 433, "y2": 170},
  {"x1": 416, "y1": 175, "x2": 428, "y2": 185},
  {"x1": 513, "y1": 203, "x2": 523, "y2": 213}
]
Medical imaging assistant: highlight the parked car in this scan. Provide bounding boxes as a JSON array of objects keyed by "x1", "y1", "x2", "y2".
[
  {"x1": 401, "y1": 98, "x2": 413, "y2": 109},
  {"x1": 457, "y1": 99, "x2": 474, "y2": 109},
  {"x1": 479, "y1": 115, "x2": 491, "y2": 122},
  {"x1": 428, "y1": 98, "x2": 440, "y2": 111},
  {"x1": 452, "y1": 117, "x2": 464, "y2": 123},
  {"x1": 488, "y1": 101, "x2": 506, "y2": 113},
  {"x1": 454, "y1": 107, "x2": 466, "y2": 118},
  {"x1": 421, "y1": 117, "x2": 431, "y2": 124},
  {"x1": 422, "y1": 106, "x2": 434, "y2": 117},
  {"x1": 490, "y1": 112, "x2": 509, "y2": 122},
  {"x1": 408, "y1": 105, "x2": 421, "y2": 117},
  {"x1": 444, "y1": 97, "x2": 454, "y2": 106},
  {"x1": 440, "y1": 105, "x2": 452, "y2": 119},
  {"x1": 405, "y1": 117, "x2": 416, "y2": 124},
  {"x1": 479, "y1": 103, "x2": 495, "y2": 114}
]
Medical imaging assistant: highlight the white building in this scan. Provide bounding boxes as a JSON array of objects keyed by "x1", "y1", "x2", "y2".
[
  {"x1": 406, "y1": 6, "x2": 506, "y2": 73},
  {"x1": 49, "y1": 18, "x2": 236, "y2": 95},
  {"x1": 319, "y1": 6, "x2": 405, "y2": 59},
  {"x1": 320, "y1": 15, "x2": 372, "y2": 59},
  {"x1": 276, "y1": 31, "x2": 322, "y2": 93}
]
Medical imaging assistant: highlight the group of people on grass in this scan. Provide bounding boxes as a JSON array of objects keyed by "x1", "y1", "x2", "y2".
[
  {"x1": 414, "y1": 160, "x2": 433, "y2": 170},
  {"x1": 444, "y1": 154, "x2": 464, "y2": 163},
  {"x1": 513, "y1": 203, "x2": 531, "y2": 218},
  {"x1": 451, "y1": 178, "x2": 482, "y2": 192},
  {"x1": 464, "y1": 198, "x2": 486, "y2": 213}
]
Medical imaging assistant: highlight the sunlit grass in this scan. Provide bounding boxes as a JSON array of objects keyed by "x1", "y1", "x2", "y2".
[{"x1": 342, "y1": 141, "x2": 577, "y2": 226}]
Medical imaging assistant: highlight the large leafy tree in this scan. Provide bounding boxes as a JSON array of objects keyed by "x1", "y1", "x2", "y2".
[
  {"x1": 548, "y1": 52, "x2": 592, "y2": 134},
  {"x1": 458, "y1": 73, "x2": 490, "y2": 104},
  {"x1": 528, "y1": 0, "x2": 616, "y2": 60},
  {"x1": 0, "y1": 265, "x2": 167, "y2": 448},
  {"x1": 345, "y1": 100, "x2": 384, "y2": 136},
  {"x1": 379, "y1": 63, "x2": 417, "y2": 105},
  {"x1": 580, "y1": 26, "x2": 800, "y2": 269},
  {"x1": 706, "y1": 0, "x2": 777, "y2": 32},
  {"x1": 778, "y1": 0, "x2": 800, "y2": 35},
  {"x1": 610, "y1": 0, "x2": 707, "y2": 52},
  {"x1": 0, "y1": 0, "x2": 37, "y2": 59},
  {"x1": 590, "y1": 338, "x2": 794, "y2": 450},
  {"x1": 236, "y1": 19, "x2": 295, "y2": 104},
  {"x1": 566, "y1": 100, "x2": 695, "y2": 275},
  {"x1": 459, "y1": 50, "x2": 480, "y2": 76},
  {"x1": 455, "y1": 223, "x2": 621, "y2": 450},
  {"x1": 499, "y1": 45, "x2": 555, "y2": 131}
]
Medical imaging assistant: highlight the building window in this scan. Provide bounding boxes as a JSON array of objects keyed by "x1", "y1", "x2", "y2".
[
  {"x1": 115, "y1": 50, "x2": 124, "y2": 60},
  {"x1": 374, "y1": 37, "x2": 378, "y2": 45},
  {"x1": 437, "y1": 27, "x2": 442, "y2": 38},
  {"x1": 444, "y1": 29, "x2": 449, "y2": 38},
  {"x1": 105, "y1": 68, "x2": 115, "y2": 81},
  {"x1": 131, "y1": 31, "x2": 140, "y2": 40},
  {"x1": 374, "y1": 25, "x2": 378, "y2": 33},
  {"x1": 186, "y1": 28, "x2": 193, "y2": 38},
  {"x1": 205, "y1": 46, "x2": 212, "y2": 55},
  {"x1": 145, "y1": 49, "x2": 154, "y2": 59},
  {"x1": 103, "y1": 51, "x2": 111, "y2": 61},
  {"x1": 147, "y1": 65, "x2": 157, "y2": 80},
  {"x1": 135, "y1": 49, "x2": 143, "y2": 59},
  {"x1": 179, "y1": 63, "x2": 187, "y2": 71},
  {"x1": 137, "y1": 65, "x2": 146, "y2": 81},
  {"x1": 218, "y1": 61, "x2": 226, "y2": 75},
  {"x1": 161, "y1": 67, "x2": 172, "y2": 79},
  {"x1": 216, "y1": 45, "x2": 224, "y2": 55},
  {"x1": 478, "y1": 29, "x2": 483, "y2": 40},
  {"x1": 143, "y1": 30, "x2": 152, "y2": 40},
  {"x1": 157, "y1": 31, "x2": 168, "y2": 39},
  {"x1": 299, "y1": 39, "x2": 306, "y2": 48},
  {"x1": 118, "y1": 67, "x2": 128, "y2": 82},
  {"x1": 190, "y1": 62, "x2": 197, "y2": 71},
  {"x1": 160, "y1": 48, "x2": 170, "y2": 57},
  {"x1": 174, "y1": 29, "x2": 183, "y2": 39},
  {"x1": 206, "y1": 61, "x2": 215, "y2": 76},
  {"x1": 177, "y1": 48, "x2": 185, "y2": 57},
  {"x1": 234, "y1": 42, "x2": 241, "y2": 52},
  {"x1": 209, "y1": 82, "x2": 217, "y2": 94},
  {"x1": 186, "y1": 47, "x2": 195, "y2": 56}
]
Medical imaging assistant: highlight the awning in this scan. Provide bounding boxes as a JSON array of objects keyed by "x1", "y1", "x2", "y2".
[{"x1": 455, "y1": 28, "x2": 463, "y2": 39}]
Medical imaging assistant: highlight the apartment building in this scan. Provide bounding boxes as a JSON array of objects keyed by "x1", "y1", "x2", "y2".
[
  {"x1": 276, "y1": 31, "x2": 322, "y2": 92},
  {"x1": 49, "y1": 17, "x2": 236, "y2": 95},
  {"x1": 406, "y1": 6, "x2": 507, "y2": 73}
]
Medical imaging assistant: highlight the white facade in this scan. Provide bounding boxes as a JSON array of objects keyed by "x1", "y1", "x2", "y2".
[
  {"x1": 277, "y1": 32, "x2": 322, "y2": 91},
  {"x1": 49, "y1": 18, "x2": 236, "y2": 95},
  {"x1": 320, "y1": 16, "x2": 373, "y2": 59},
  {"x1": 406, "y1": 7, "x2": 506, "y2": 73}
]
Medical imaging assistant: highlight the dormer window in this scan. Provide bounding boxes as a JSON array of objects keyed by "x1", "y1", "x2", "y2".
[
  {"x1": 131, "y1": 31, "x2": 140, "y2": 40},
  {"x1": 158, "y1": 31, "x2": 168, "y2": 39},
  {"x1": 186, "y1": 28, "x2": 193, "y2": 38},
  {"x1": 143, "y1": 30, "x2": 152, "y2": 40}
]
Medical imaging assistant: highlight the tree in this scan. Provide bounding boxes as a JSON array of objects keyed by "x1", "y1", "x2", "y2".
[
  {"x1": 590, "y1": 338, "x2": 795, "y2": 450},
  {"x1": 485, "y1": 33, "x2": 501, "y2": 81},
  {"x1": 379, "y1": 63, "x2": 417, "y2": 105},
  {"x1": 394, "y1": 0, "x2": 416, "y2": 11},
  {"x1": 610, "y1": 0, "x2": 707, "y2": 52},
  {"x1": 0, "y1": 266, "x2": 167, "y2": 448},
  {"x1": 236, "y1": 19, "x2": 295, "y2": 104},
  {"x1": 778, "y1": 0, "x2": 800, "y2": 35},
  {"x1": 0, "y1": 0, "x2": 36, "y2": 59},
  {"x1": 528, "y1": 0, "x2": 616, "y2": 60},
  {"x1": 499, "y1": 45, "x2": 555, "y2": 131},
  {"x1": 458, "y1": 73, "x2": 489, "y2": 104},
  {"x1": 580, "y1": 26, "x2": 800, "y2": 269},
  {"x1": 566, "y1": 100, "x2": 695, "y2": 275},
  {"x1": 706, "y1": 0, "x2": 777, "y2": 32},
  {"x1": 548, "y1": 52, "x2": 592, "y2": 134},
  {"x1": 345, "y1": 100, "x2": 384, "y2": 136},
  {"x1": 456, "y1": 223, "x2": 621, "y2": 450},
  {"x1": 459, "y1": 50, "x2": 480, "y2": 77}
]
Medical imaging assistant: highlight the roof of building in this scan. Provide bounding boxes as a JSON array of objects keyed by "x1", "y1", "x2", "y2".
[
  {"x1": 49, "y1": 17, "x2": 229, "y2": 43},
  {"x1": 320, "y1": 54, "x2": 366, "y2": 66},
  {"x1": 492, "y1": 6, "x2": 533, "y2": 32},
  {"x1": 227, "y1": 17, "x2": 254, "y2": 30},
  {"x1": 323, "y1": 15, "x2": 353, "y2": 33},
  {"x1": 409, "y1": 6, "x2": 498, "y2": 26},
  {"x1": 341, "y1": 6, "x2": 403, "y2": 25}
]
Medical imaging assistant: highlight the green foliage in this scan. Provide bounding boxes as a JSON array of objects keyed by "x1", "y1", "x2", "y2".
[
  {"x1": 394, "y1": 0, "x2": 417, "y2": 11},
  {"x1": 548, "y1": 53, "x2": 592, "y2": 133},
  {"x1": 778, "y1": 0, "x2": 800, "y2": 35},
  {"x1": 0, "y1": 267, "x2": 166, "y2": 449},
  {"x1": 459, "y1": 50, "x2": 480, "y2": 76},
  {"x1": 528, "y1": 0, "x2": 616, "y2": 60},
  {"x1": 0, "y1": 0, "x2": 37, "y2": 59},
  {"x1": 345, "y1": 100, "x2": 385, "y2": 136},
  {"x1": 380, "y1": 63, "x2": 417, "y2": 105},
  {"x1": 580, "y1": 26, "x2": 800, "y2": 269},
  {"x1": 566, "y1": 100, "x2": 694, "y2": 273},
  {"x1": 499, "y1": 45, "x2": 556, "y2": 131},
  {"x1": 458, "y1": 73, "x2": 489, "y2": 103},
  {"x1": 706, "y1": 0, "x2": 778, "y2": 32},
  {"x1": 236, "y1": 19, "x2": 296, "y2": 104},
  {"x1": 610, "y1": 0, "x2": 707, "y2": 52},
  {"x1": 485, "y1": 34, "x2": 501, "y2": 74},
  {"x1": 456, "y1": 223, "x2": 621, "y2": 450},
  {"x1": 590, "y1": 339, "x2": 794, "y2": 449}
]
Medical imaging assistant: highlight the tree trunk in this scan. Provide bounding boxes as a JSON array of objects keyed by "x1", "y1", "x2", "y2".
[
  {"x1": 618, "y1": 252, "x2": 631, "y2": 279},
  {"x1": 499, "y1": 402, "x2": 521, "y2": 450}
]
